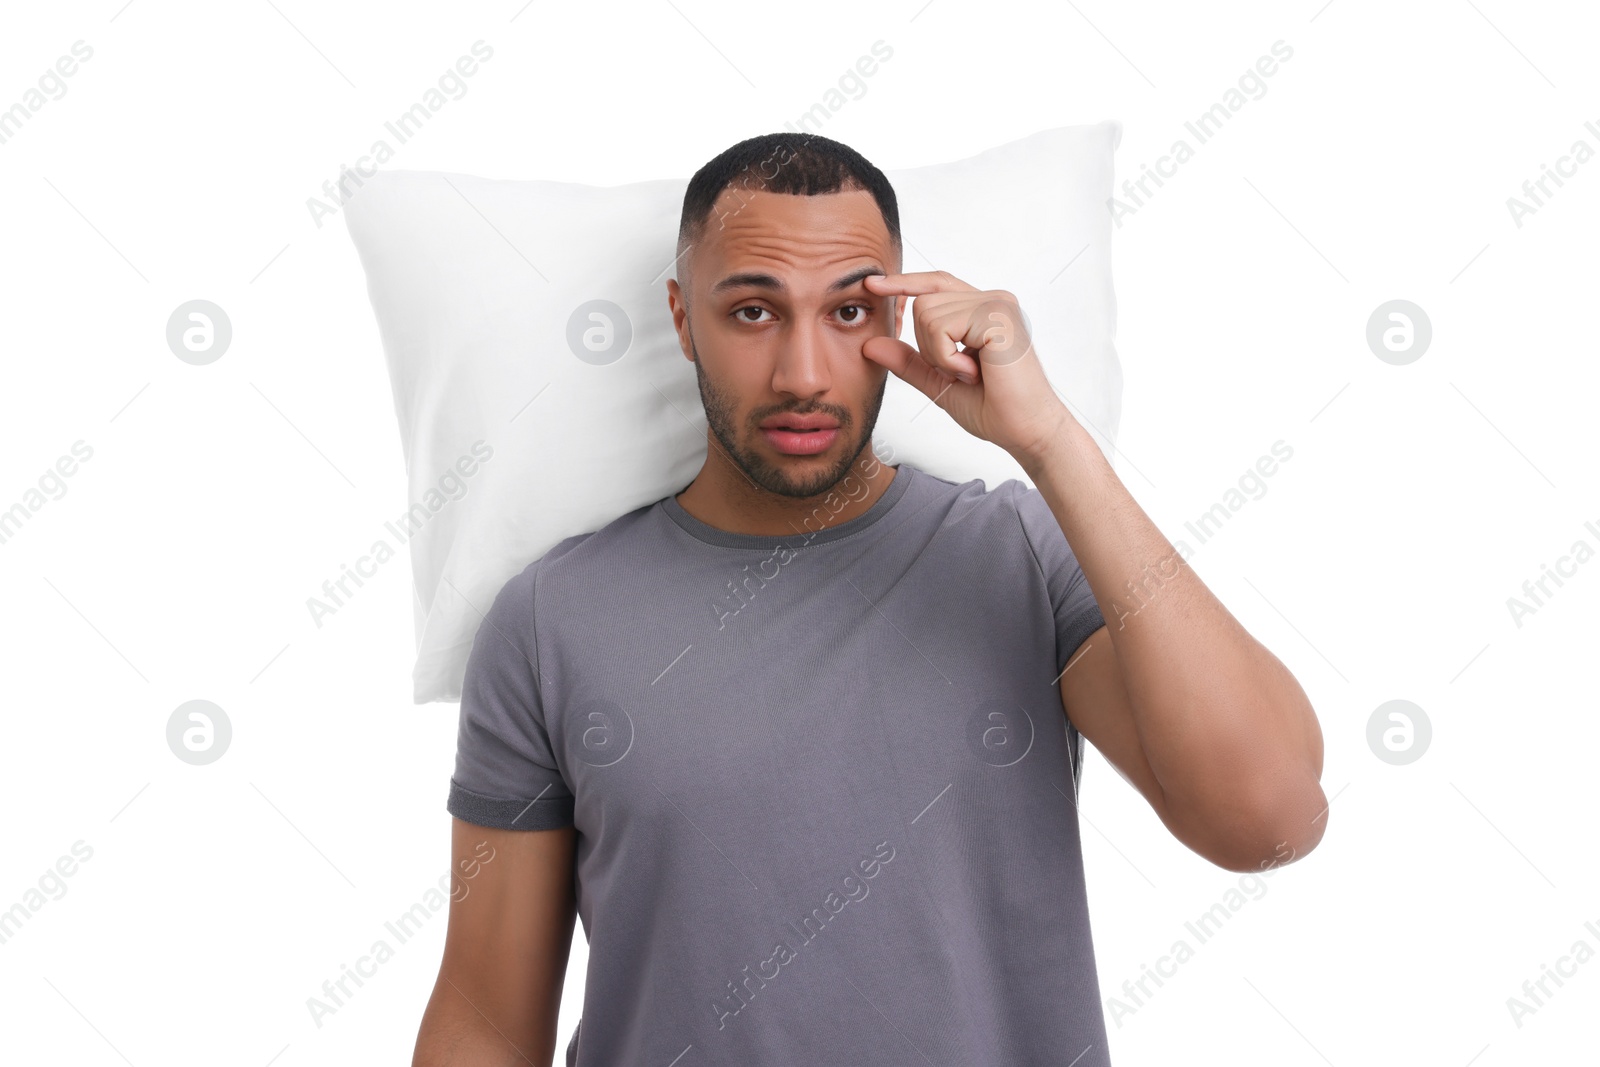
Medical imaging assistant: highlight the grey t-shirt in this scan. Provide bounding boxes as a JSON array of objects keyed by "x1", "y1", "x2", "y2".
[{"x1": 448, "y1": 459, "x2": 1112, "y2": 1065}]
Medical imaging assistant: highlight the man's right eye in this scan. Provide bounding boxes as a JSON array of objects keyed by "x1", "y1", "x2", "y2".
[{"x1": 733, "y1": 306, "x2": 773, "y2": 323}]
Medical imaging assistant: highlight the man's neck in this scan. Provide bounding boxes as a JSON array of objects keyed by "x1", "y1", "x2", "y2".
[{"x1": 674, "y1": 450, "x2": 899, "y2": 537}]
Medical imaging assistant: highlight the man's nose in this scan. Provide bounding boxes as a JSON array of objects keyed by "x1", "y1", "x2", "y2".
[{"x1": 772, "y1": 320, "x2": 833, "y2": 397}]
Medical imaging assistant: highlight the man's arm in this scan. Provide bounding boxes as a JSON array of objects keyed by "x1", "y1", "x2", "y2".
[
  {"x1": 413, "y1": 818, "x2": 577, "y2": 1067},
  {"x1": 854, "y1": 267, "x2": 1326, "y2": 870},
  {"x1": 1020, "y1": 412, "x2": 1328, "y2": 872}
]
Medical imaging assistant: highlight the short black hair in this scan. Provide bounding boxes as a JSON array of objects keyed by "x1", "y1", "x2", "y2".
[{"x1": 675, "y1": 132, "x2": 901, "y2": 302}]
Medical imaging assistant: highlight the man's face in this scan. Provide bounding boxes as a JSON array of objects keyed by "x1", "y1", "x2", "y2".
[{"x1": 667, "y1": 187, "x2": 902, "y2": 500}]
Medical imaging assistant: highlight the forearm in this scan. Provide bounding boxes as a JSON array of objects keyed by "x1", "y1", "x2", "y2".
[{"x1": 1016, "y1": 411, "x2": 1327, "y2": 860}]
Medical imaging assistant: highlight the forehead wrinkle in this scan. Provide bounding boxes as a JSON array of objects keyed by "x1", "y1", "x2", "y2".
[
  {"x1": 693, "y1": 189, "x2": 895, "y2": 301},
  {"x1": 704, "y1": 235, "x2": 890, "y2": 299},
  {"x1": 711, "y1": 194, "x2": 888, "y2": 254},
  {"x1": 726, "y1": 232, "x2": 883, "y2": 259}
]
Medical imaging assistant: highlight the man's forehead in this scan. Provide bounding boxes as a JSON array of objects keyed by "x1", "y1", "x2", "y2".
[{"x1": 696, "y1": 188, "x2": 893, "y2": 292}]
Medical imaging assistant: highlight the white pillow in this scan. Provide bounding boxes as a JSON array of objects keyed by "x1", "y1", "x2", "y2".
[{"x1": 344, "y1": 122, "x2": 1124, "y2": 703}]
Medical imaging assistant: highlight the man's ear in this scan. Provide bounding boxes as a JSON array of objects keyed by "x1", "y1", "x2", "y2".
[{"x1": 666, "y1": 278, "x2": 693, "y2": 362}]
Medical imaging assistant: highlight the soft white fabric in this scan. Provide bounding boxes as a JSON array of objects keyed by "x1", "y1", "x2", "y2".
[{"x1": 343, "y1": 122, "x2": 1124, "y2": 703}]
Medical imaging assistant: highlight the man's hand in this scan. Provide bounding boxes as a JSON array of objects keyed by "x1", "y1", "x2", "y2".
[{"x1": 862, "y1": 270, "x2": 1069, "y2": 462}]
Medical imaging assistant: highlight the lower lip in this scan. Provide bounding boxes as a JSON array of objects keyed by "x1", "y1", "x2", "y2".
[{"x1": 761, "y1": 427, "x2": 839, "y2": 455}]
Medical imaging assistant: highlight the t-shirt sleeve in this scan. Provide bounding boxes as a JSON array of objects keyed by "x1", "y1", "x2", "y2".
[
  {"x1": 446, "y1": 562, "x2": 576, "y2": 831},
  {"x1": 1009, "y1": 480, "x2": 1106, "y2": 794},
  {"x1": 1009, "y1": 481, "x2": 1105, "y2": 671}
]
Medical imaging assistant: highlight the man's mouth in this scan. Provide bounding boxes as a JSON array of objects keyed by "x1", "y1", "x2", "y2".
[
  {"x1": 760, "y1": 421, "x2": 841, "y2": 455},
  {"x1": 760, "y1": 415, "x2": 841, "y2": 431}
]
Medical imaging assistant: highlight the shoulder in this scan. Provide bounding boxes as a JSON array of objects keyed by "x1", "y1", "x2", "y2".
[
  {"x1": 903, "y1": 463, "x2": 1024, "y2": 513},
  {"x1": 988, "y1": 477, "x2": 1088, "y2": 583},
  {"x1": 938, "y1": 470, "x2": 1044, "y2": 539},
  {"x1": 491, "y1": 503, "x2": 643, "y2": 603},
  {"x1": 889, "y1": 464, "x2": 1042, "y2": 543},
  {"x1": 481, "y1": 497, "x2": 671, "y2": 640},
  {"x1": 889, "y1": 467, "x2": 1058, "y2": 579},
  {"x1": 530, "y1": 495, "x2": 667, "y2": 584},
  {"x1": 480, "y1": 527, "x2": 600, "y2": 632}
]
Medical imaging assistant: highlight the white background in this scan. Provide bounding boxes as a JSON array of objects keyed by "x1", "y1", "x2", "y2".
[{"x1": 2, "y1": 1, "x2": 1596, "y2": 1063}]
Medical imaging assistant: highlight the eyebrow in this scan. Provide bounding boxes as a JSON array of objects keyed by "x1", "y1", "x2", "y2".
[{"x1": 709, "y1": 265, "x2": 886, "y2": 297}]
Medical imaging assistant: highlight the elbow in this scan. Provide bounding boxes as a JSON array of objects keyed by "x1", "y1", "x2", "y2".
[{"x1": 1208, "y1": 777, "x2": 1329, "y2": 873}]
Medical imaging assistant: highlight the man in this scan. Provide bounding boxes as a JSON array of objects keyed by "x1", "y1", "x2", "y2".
[{"x1": 412, "y1": 133, "x2": 1327, "y2": 1066}]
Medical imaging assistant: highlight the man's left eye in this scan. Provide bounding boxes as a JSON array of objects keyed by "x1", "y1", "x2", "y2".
[{"x1": 838, "y1": 304, "x2": 872, "y2": 324}]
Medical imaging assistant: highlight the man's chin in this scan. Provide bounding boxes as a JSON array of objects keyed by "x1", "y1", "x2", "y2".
[{"x1": 743, "y1": 442, "x2": 859, "y2": 499}]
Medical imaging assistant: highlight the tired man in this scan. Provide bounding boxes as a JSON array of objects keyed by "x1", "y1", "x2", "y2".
[{"x1": 412, "y1": 132, "x2": 1327, "y2": 1066}]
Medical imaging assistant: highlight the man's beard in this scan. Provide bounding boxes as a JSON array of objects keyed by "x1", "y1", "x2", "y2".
[{"x1": 689, "y1": 329, "x2": 887, "y2": 501}]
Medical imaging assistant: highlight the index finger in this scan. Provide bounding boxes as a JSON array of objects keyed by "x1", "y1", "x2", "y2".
[{"x1": 862, "y1": 270, "x2": 978, "y2": 296}]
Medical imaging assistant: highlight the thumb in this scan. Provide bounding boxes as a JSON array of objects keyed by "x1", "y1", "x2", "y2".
[{"x1": 861, "y1": 336, "x2": 946, "y2": 400}]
